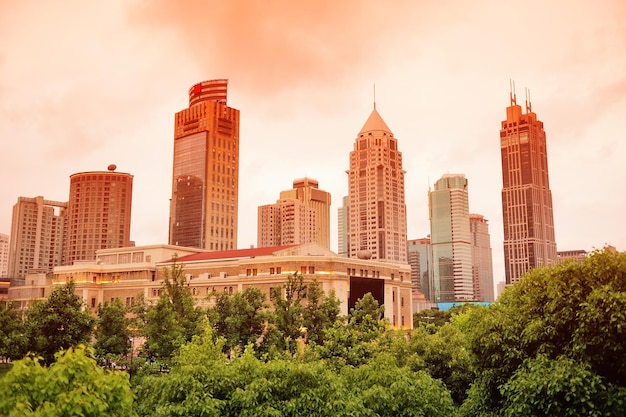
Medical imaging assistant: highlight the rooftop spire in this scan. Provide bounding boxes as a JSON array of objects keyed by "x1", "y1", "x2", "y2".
[
  {"x1": 359, "y1": 106, "x2": 393, "y2": 135},
  {"x1": 373, "y1": 83, "x2": 376, "y2": 110}
]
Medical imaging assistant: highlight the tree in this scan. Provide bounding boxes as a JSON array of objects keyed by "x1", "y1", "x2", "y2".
[
  {"x1": 143, "y1": 296, "x2": 184, "y2": 360},
  {"x1": 408, "y1": 322, "x2": 475, "y2": 404},
  {"x1": 464, "y1": 248, "x2": 626, "y2": 415},
  {"x1": 499, "y1": 355, "x2": 626, "y2": 417},
  {"x1": 315, "y1": 293, "x2": 388, "y2": 368},
  {"x1": 209, "y1": 286, "x2": 269, "y2": 354},
  {"x1": 265, "y1": 272, "x2": 308, "y2": 355},
  {"x1": 94, "y1": 298, "x2": 130, "y2": 362},
  {"x1": 0, "y1": 345, "x2": 136, "y2": 417},
  {"x1": 0, "y1": 301, "x2": 25, "y2": 361},
  {"x1": 23, "y1": 281, "x2": 94, "y2": 364},
  {"x1": 143, "y1": 256, "x2": 202, "y2": 360},
  {"x1": 302, "y1": 279, "x2": 341, "y2": 346},
  {"x1": 343, "y1": 353, "x2": 457, "y2": 417}
]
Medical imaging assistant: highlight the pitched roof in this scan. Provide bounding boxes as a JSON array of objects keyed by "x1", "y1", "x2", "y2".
[
  {"x1": 359, "y1": 106, "x2": 393, "y2": 135},
  {"x1": 171, "y1": 245, "x2": 299, "y2": 263}
]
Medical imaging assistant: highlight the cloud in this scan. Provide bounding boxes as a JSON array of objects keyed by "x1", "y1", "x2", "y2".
[{"x1": 128, "y1": 0, "x2": 462, "y2": 100}]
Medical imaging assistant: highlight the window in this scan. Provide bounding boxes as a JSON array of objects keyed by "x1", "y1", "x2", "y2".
[
  {"x1": 401, "y1": 297, "x2": 404, "y2": 307},
  {"x1": 277, "y1": 267, "x2": 282, "y2": 274},
  {"x1": 246, "y1": 268, "x2": 251, "y2": 276},
  {"x1": 309, "y1": 266, "x2": 315, "y2": 274},
  {"x1": 91, "y1": 297, "x2": 96, "y2": 308},
  {"x1": 301, "y1": 266, "x2": 307, "y2": 274},
  {"x1": 253, "y1": 268, "x2": 257, "y2": 276},
  {"x1": 270, "y1": 267, "x2": 275, "y2": 275}
]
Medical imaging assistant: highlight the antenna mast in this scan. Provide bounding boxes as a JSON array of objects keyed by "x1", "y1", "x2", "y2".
[
  {"x1": 373, "y1": 84, "x2": 376, "y2": 109},
  {"x1": 509, "y1": 79, "x2": 517, "y2": 106}
]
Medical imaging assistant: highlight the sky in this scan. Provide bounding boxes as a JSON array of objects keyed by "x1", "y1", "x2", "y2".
[{"x1": 1, "y1": 0, "x2": 625, "y2": 289}]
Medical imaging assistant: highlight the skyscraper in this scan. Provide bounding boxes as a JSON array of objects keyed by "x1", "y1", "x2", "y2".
[
  {"x1": 258, "y1": 178, "x2": 330, "y2": 249},
  {"x1": 0, "y1": 233, "x2": 9, "y2": 278},
  {"x1": 169, "y1": 79, "x2": 240, "y2": 251},
  {"x1": 407, "y1": 237, "x2": 433, "y2": 300},
  {"x1": 65, "y1": 166, "x2": 133, "y2": 264},
  {"x1": 470, "y1": 214, "x2": 494, "y2": 301},
  {"x1": 337, "y1": 196, "x2": 349, "y2": 257},
  {"x1": 8, "y1": 196, "x2": 67, "y2": 279},
  {"x1": 429, "y1": 174, "x2": 473, "y2": 302},
  {"x1": 346, "y1": 103, "x2": 407, "y2": 263},
  {"x1": 500, "y1": 90, "x2": 557, "y2": 284}
]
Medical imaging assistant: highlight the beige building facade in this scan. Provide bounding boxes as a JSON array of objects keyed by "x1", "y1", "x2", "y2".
[
  {"x1": 258, "y1": 178, "x2": 331, "y2": 249},
  {"x1": 9, "y1": 243, "x2": 413, "y2": 329},
  {"x1": 8, "y1": 196, "x2": 67, "y2": 279}
]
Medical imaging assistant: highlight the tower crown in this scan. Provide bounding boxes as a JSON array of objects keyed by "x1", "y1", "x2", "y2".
[
  {"x1": 188, "y1": 79, "x2": 228, "y2": 107},
  {"x1": 358, "y1": 107, "x2": 393, "y2": 135}
]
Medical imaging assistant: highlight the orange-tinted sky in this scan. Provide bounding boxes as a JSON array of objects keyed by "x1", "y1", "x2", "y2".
[{"x1": 1, "y1": 0, "x2": 625, "y2": 286}]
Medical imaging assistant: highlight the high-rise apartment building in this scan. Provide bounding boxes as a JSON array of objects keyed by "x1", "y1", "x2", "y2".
[
  {"x1": 346, "y1": 104, "x2": 407, "y2": 263},
  {"x1": 500, "y1": 90, "x2": 557, "y2": 284},
  {"x1": 8, "y1": 196, "x2": 67, "y2": 279},
  {"x1": 0, "y1": 233, "x2": 10, "y2": 278},
  {"x1": 429, "y1": 174, "x2": 473, "y2": 302},
  {"x1": 407, "y1": 237, "x2": 433, "y2": 300},
  {"x1": 258, "y1": 178, "x2": 330, "y2": 249},
  {"x1": 65, "y1": 166, "x2": 133, "y2": 264},
  {"x1": 470, "y1": 214, "x2": 494, "y2": 301},
  {"x1": 169, "y1": 79, "x2": 240, "y2": 250}
]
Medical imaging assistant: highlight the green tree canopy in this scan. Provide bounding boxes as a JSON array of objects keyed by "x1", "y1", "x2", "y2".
[
  {"x1": 0, "y1": 345, "x2": 135, "y2": 417},
  {"x1": 94, "y1": 298, "x2": 130, "y2": 360},
  {"x1": 143, "y1": 256, "x2": 203, "y2": 360},
  {"x1": 0, "y1": 301, "x2": 25, "y2": 361},
  {"x1": 23, "y1": 281, "x2": 94, "y2": 364},
  {"x1": 208, "y1": 286, "x2": 269, "y2": 353},
  {"x1": 464, "y1": 248, "x2": 626, "y2": 415}
]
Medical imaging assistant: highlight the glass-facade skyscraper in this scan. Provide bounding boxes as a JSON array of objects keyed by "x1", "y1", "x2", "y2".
[
  {"x1": 169, "y1": 79, "x2": 240, "y2": 250},
  {"x1": 500, "y1": 92, "x2": 556, "y2": 284},
  {"x1": 429, "y1": 174, "x2": 473, "y2": 302}
]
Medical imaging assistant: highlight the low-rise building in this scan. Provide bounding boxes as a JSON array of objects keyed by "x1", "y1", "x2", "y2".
[{"x1": 9, "y1": 242, "x2": 414, "y2": 329}]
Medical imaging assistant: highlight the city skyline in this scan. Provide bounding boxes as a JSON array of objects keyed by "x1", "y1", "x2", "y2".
[{"x1": 1, "y1": 1, "x2": 625, "y2": 290}]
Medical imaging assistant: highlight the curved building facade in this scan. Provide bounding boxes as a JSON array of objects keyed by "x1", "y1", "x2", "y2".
[{"x1": 65, "y1": 166, "x2": 133, "y2": 264}]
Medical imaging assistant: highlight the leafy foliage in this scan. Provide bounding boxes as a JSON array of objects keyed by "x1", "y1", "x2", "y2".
[
  {"x1": 499, "y1": 354, "x2": 626, "y2": 417},
  {"x1": 464, "y1": 248, "x2": 626, "y2": 415},
  {"x1": 23, "y1": 282, "x2": 94, "y2": 364},
  {"x1": 0, "y1": 345, "x2": 135, "y2": 417},
  {"x1": 208, "y1": 286, "x2": 269, "y2": 353},
  {"x1": 143, "y1": 256, "x2": 202, "y2": 359},
  {"x1": 94, "y1": 298, "x2": 130, "y2": 360},
  {"x1": 0, "y1": 301, "x2": 25, "y2": 361}
]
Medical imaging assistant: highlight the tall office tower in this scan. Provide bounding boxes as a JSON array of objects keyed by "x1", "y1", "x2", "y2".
[
  {"x1": 169, "y1": 79, "x2": 240, "y2": 250},
  {"x1": 407, "y1": 237, "x2": 434, "y2": 300},
  {"x1": 347, "y1": 104, "x2": 407, "y2": 263},
  {"x1": 337, "y1": 196, "x2": 349, "y2": 257},
  {"x1": 429, "y1": 174, "x2": 473, "y2": 302},
  {"x1": 469, "y1": 214, "x2": 494, "y2": 302},
  {"x1": 65, "y1": 166, "x2": 133, "y2": 264},
  {"x1": 278, "y1": 178, "x2": 331, "y2": 248},
  {"x1": 500, "y1": 90, "x2": 557, "y2": 284},
  {"x1": 0, "y1": 233, "x2": 10, "y2": 278},
  {"x1": 8, "y1": 196, "x2": 67, "y2": 279}
]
